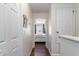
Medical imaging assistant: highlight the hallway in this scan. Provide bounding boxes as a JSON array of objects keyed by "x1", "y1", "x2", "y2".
[
  {"x1": 0, "y1": 3, "x2": 79, "y2": 56},
  {"x1": 30, "y1": 42, "x2": 50, "y2": 56}
]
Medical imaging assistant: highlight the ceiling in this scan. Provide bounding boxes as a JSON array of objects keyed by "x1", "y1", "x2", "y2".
[{"x1": 29, "y1": 3, "x2": 51, "y2": 13}]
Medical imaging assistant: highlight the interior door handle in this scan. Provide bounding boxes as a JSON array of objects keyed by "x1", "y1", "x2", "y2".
[
  {"x1": 12, "y1": 37, "x2": 16, "y2": 39},
  {"x1": 56, "y1": 31, "x2": 59, "y2": 33}
]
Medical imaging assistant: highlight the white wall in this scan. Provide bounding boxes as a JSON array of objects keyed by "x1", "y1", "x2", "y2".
[
  {"x1": 32, "y1": 13, "x2": 48, "y2": 19},
  {"x1": 49, "y1": 5, "x2": 57, "y2": 55},
  {"x1": 21, "y1": 3, "x2": 33, "y2": 56},
  {"x1": 47, "y1": 11, "x2": 52, "y2": 55}
]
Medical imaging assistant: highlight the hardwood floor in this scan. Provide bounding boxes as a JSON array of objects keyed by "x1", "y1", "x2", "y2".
[{"x1": 30, "y1": 42, "x2": 50, "y2": 56}]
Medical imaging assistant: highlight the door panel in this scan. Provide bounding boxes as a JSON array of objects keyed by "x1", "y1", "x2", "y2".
[{"x1": 56, "y1": 8, "x2": 75, "y2": 36}]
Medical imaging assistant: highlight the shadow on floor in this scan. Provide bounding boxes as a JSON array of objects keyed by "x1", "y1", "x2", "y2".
[{"x1": 30, "y1": 42, "x2": 50, "y2": 56}]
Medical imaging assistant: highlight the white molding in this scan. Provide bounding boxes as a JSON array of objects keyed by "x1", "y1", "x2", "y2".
[
  {"x1": 51, "y1": 53, "x2": 60, "y2": 56},
  {"x1": 48, "y1": 47, "x2": 51, "y2": 56},
  {"x1": 28, "y1": 42, "x2": 34, "y2": 56},
  {"x1": 59, "y1": 35, "x2": 79, "y2": 42},
  {"x1": 28, "y1": 47, "x2": 32, "y2": 56}
]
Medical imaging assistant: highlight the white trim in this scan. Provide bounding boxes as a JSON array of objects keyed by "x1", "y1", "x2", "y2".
[
  {"x1": 28, "y1": 47, "x2": 33, "y2": 56},
  {"x1": 51, "y1": 53, "x2": 59, "y2": 56},
  {"x1": 48, "y1": 48, "x2": 51, "y2": 56},
  {"x1": 59, "y1": 35, "x2": 79, "y2": 42},
  {"x1": 46, "y1": 44, "x2": 51, "y2": 56}
]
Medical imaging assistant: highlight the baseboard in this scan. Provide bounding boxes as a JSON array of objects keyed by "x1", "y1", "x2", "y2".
[
  {"x1": 47, "y1": 47, "x2": 51, "y2": 56},
  {"x1": 51, "y1": 53, "x2": 60, "y2": 56},
  {"x1": 28, "y1": 48, "x2": 31, "y2": 56},
  {"x1": 46, "y1": 44, "x2": 51, "y2": 56},
  {"x1": 28, "y1": 43, "x2": 34, "y2": 56}
]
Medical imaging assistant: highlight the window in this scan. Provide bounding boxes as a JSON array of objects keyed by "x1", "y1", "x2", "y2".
[{"x1": 35, "y1": 23, "x2": 46, "y2": 34}]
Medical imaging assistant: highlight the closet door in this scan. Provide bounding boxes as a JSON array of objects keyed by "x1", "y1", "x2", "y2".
[
  {"x1": 55, "y1": 7, "x2": 76, "y2": 54},
  {"x1": 56, "y1": 7, "x2": 76, "y2": 36}
]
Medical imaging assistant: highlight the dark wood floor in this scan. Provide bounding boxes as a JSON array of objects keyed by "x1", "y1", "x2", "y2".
[{"x1": 30, "y1": 42, "x2": 50, "y2": 56}]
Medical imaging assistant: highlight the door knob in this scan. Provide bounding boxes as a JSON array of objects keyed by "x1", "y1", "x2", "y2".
[
  {"x1": 12, "y1": 37, "x2": 16, "y2": 39},
  {"x1": 56, "y1": 31, "x2": 59, "y2": 33}
]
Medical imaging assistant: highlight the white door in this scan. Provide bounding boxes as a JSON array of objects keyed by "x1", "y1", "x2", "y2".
[
  {"x1": 56, "y1": 7, "x2": 75, "y2": 36},
  {"x1": 55, "y1": 7, "x2": 76, "y2": 54},
  {"x1": 0, "y1": 4, "x2": 20, "y2": 56}
]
